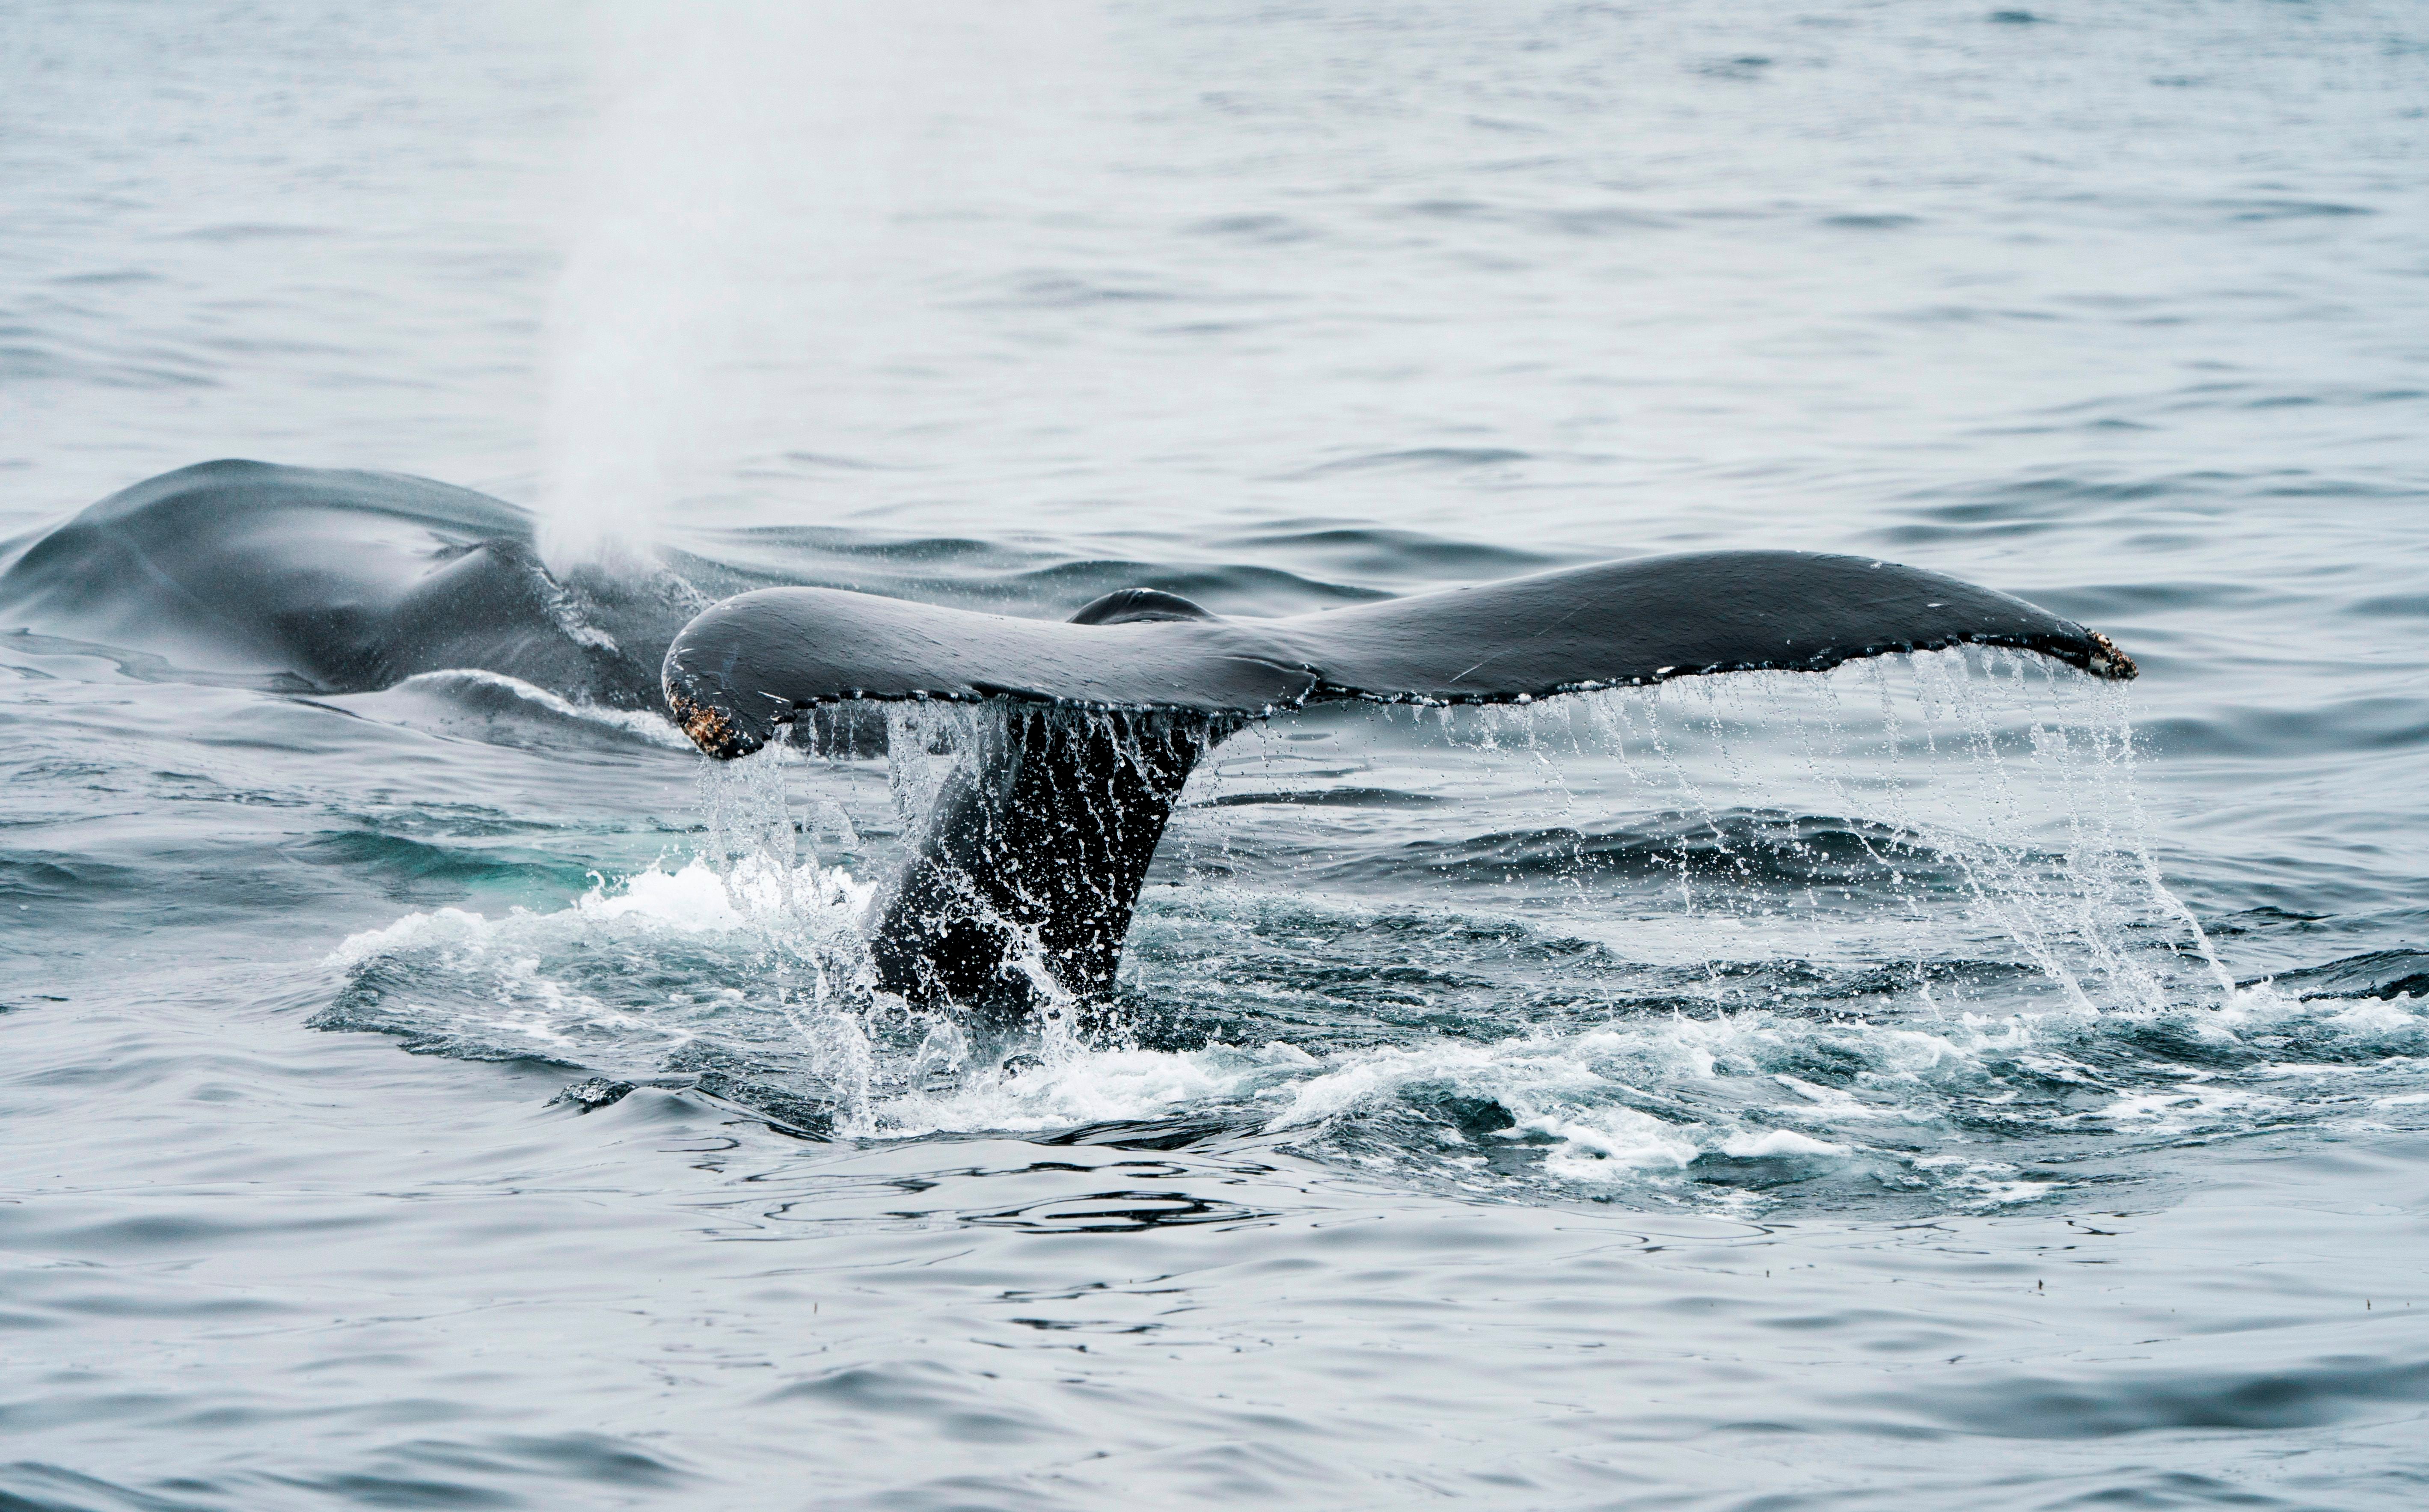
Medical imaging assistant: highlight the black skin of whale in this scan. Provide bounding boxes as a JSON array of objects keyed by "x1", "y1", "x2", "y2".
[
  {"x1": 664, "y1": 556, "x2": 2136, "y2": 1024},
  {"x1": 863, "y1": 701, "x2": 1226, "y2": 1020},
  {"x1": 2, "y1": 463, "x2": 2138, "y2": 1028},
  {"x1": 0, "y1": 460, "x2": 696, "y2": 705}
]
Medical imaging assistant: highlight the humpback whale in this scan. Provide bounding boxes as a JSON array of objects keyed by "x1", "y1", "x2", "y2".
[
  {"x1": 663, "y1": 555, "x2": 2136, "y2": 1023},
  {"x1": 0, "y1": 460, "x2": 697, "y2": 704},
  {"x1": 4, "y1": 461, "x2": 2137, "y2": 1028}
]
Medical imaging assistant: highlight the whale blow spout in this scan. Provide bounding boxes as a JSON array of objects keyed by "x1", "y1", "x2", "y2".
[{"x1": 659, "y1": 550, "x2": 2138, "y2": 1019}]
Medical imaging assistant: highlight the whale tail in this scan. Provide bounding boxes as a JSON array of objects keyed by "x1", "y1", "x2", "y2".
[
  {"x1": 663, "y1": 551, "x2": 2137, "y2": 1020},
  {"x1": 869, "y1": 704, "x2": 1233, "y2": 1022}
]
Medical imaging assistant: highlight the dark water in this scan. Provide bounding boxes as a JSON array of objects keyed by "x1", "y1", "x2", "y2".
[{"x1": 6, "y1": 2, "x2": 2429, "y2": 1507}]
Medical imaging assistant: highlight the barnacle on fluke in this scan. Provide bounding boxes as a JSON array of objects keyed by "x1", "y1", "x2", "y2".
[
  {"x1": 668, "y1": 688, "x2": 757, "y2": 760},
  {"x1": 2086, "y1": 629, "x2": 2140, "y2": 680}
]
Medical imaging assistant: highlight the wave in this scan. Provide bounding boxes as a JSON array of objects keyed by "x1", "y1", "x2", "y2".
[
  {"x1": 314, "y1": 845, "x2": 2429, "y2": 1218},
  {"x1": 323, "y1": 669, "x2": 695, "y2": 752},
  {"x1": 1285, "y1": 447, "x2": 1535, "y2": 479},
  {"x1": 2253, "y1": 948, "x2": 2429, "y2": 1002},
  {"x1": 1298, "y1": 809, "x2": 1964, "y2": 894}
]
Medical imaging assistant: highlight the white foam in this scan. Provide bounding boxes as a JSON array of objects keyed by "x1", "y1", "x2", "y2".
[
  {"x1": 2087, "y1": 1080, "x2": 2288, "y2": 1135},
  {"x1": 1772, "y1": 1074, "x2": 1888, "y2": 1121},
  {"x1": 573, "y1": 858, "x2": 753, "y2": 929},
  {"x1": 329, "y1": 858, "x2": 861, "y2": 962},
  {"x1": 379, "y1": 669, "x2": 694, "y2": 748},
  {"x1": 855, "y1": 1042, "x2": 1311, "y2": 1139},
  {"x1": 2321, "y1": 995, "x2": 2426, "y2": 1039},
  {"x1": 328, "y1": 852, "x2": 2429, "y2": 1205},
  {"x1": 314, "y1": 655, "x2": 2429, "y2": 1212},
  {"x1": 1523, "y1": 1109, "x2": 1701, "y2": 1175},
  {"x1": 1719, "y1": 1129, "x2": 1851, "y2": 1158},
  {"x1": 1260, "y1": 1037, "x2": 1603, "y2": 1134}
]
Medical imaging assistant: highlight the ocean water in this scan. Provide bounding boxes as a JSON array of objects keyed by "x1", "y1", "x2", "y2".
[{"x1": 6, "y1": 2, "x2": 2429, "y2": 1508}]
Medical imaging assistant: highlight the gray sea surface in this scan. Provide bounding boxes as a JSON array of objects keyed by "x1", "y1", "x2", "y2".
[{"x1": 5, "y1": 2, "x2": 2428, "y2": 1508}]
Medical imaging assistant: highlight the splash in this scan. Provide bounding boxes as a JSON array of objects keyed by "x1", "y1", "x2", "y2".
[
  {"x1": 693, "y1": 742, "x2": 890, "y2": 1123},
  {"x1": 321, "y1": 649, "x2": 2429, "y2": 1212},
  {"x1": 335, "y1": 669, "x2": 697, "y2": 750},
  {"x1": 1177, "y1": 646, "x2": 2223, "y2": 1016}
]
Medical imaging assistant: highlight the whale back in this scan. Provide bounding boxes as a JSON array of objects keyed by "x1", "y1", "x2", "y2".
[{"x1": 0, "y1": 460, "x2": 686, "y2": 704}]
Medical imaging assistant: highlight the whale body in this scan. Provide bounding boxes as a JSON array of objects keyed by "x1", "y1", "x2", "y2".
[
  {"x1": 0, "y1": 460, "x2": 695, "y2": 705},
  {"x1": 5, "y1": 461, "x2": 2139, "y2": 1028}
]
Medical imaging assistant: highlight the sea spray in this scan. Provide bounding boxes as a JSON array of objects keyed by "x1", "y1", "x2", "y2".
[
  {"x1": 694, "y1": 739, "x2": 884, "y2": 1124},
  {"x1": 318, "y1": 651, "x2": 2402, "y2": 1209},
  {"x1": 878, "y1": 700, "x2": 1094, "y2": 1066},
  {"x1": 1214, "y1": 646, "x2": 2224, "y2": 1017}
]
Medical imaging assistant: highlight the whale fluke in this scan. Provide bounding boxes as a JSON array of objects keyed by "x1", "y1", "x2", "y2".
[
  {"x1": 662, "y1": 552, "x2": 2135, "y2": 1019},
  {"x1": 661, "y1": 551, "x2": 2133, "y2": 758}
]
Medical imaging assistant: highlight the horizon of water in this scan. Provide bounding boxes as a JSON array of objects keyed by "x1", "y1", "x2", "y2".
[{"x1": 6, "y1": 2, "x2": 2429, "y2": 1508}]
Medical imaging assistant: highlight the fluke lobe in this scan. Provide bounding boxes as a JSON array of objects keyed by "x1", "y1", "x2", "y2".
[{"x1": 664, "y1": 554, "x2": 2137, "y2": 1023}]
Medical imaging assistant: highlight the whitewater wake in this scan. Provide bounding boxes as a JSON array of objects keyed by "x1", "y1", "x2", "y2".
[{"x1": 319, "y1": 649, "x2": 2429, "y2": 1213}]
